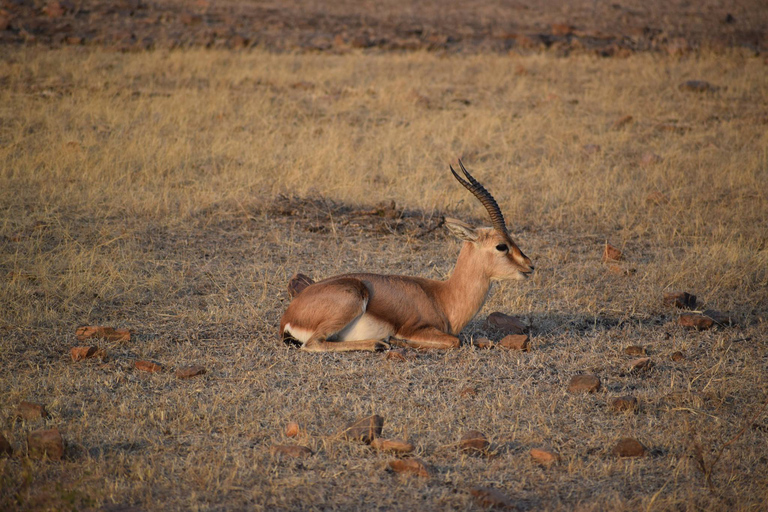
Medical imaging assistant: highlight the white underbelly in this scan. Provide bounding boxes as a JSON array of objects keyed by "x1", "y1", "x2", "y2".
[{"x1": 335, "y1": 313, "x2": 394, "y2": 341}]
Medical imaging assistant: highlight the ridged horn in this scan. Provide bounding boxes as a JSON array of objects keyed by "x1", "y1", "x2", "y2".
[{"x1": 449, "y1": 159, "x2": 507, "y2": 234}]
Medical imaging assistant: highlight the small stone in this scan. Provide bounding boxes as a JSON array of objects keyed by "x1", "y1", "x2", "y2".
[
  {"x1": 486, "y1": 312, "x2": 527, "y2": 335},
  {"x1": 612, "y1": 115, "x2": 633, "y2": 130},
  {"x1": 551, "y1": 23, "x2": 574, "y2": 36},
  {"x1": 568, "y1": 374, "x2": 601, "y2": 393},
  {"x1": 270, "y1": 444, "x2": 312, "y2": 458},
  {"x1": 134, "y1": 360, "x2": 163, "y2": 373},
  {"x1": 629, "y1": 357, "x2": 653, "y2": 372},
  {"x1": 27, "y1": 428, "x2": 64, "y2": 460},
  {"x1": 703, "y1": 310, "x2": 732, "y2": 326},
  {"x1": 679, "y1": 80, "x2": 718, "y2": 93},
  {"x1": 16, "y1": 401, "x2": 48, "y2": 420},
  {"x1": 44, "y1": 1, "x2": 65, "y2": 18},
  {"x1": 459, "y1": 386, "x2": 477, "y2": 397},
  {"x1": 663, "y1": 291, "x2": 697, "y2": 309},
  {"x1": 624, "y1": 345, "x2": 646, "y2": 356},
  {"x1": 640, "y1": 152, "x2": 663, "y2": 166},
  {"x1": 671, "y1": 351, "x2": 685, "y2": 362},
  {"x1": 460, "y1": 430, "x2": 489, "y2": 453},
  {"x1": 469, "y1": 486, "x2": 515, "y2": 509},
  {"x1": 530, "y1": 448, "x2": 560, "y2": 466},
  {"x1": 610, "y1": 396, "x2": 638, "y2": 412},
  {"x1": 583, "y1": 144, "x2": 601, "y2": 155},
  {"x1": 371, "y1": 438, "x2": 414, "y2": 454},
  {"x1": 679, "y1": 314, "x2": 714, "y2": 330},
  {"x1": 472, "y1": 337, "x2": 493, "y2": 349},
  {"x1": 339, "y1": 415, "x2": 384, "y2": 444},
  {"x1": 284, "y1": 422, "x2": 300, "y2": 438},
  {"x1": 0, "y1": 433, "x2": 12, "y2": 456},
  {"x1": 498, "y1": 334, "x2": 530, "y2": 351},
  {"x1": 613, "y1": 437, "x2": 646, "y2": 457},
  {"x1": 388, "y1": 458, "x2": 430, "y2": 477},
  {"x1": 175, "y1": 365, "x2": 206, "y2": 379},
  {"x1": 287, "y1": 273, "x2": 314, "y2": 298},
  {"x1": 603, "y1": 243, "x2": 623, "y2": 262},
  {"x1": 70, "y1": 346, "x2": 98, "y2": 361},
  {"x1": 75, "y1": 326, "x2": 131, "y2": 342},
  {"x1": 386, "y1": 349, "x2": 408, "y2": 361}
]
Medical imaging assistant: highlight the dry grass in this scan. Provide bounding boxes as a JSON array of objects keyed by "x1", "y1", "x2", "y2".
[{"x1": 1, "y1": 47, "x2": 767, "y2": 511}]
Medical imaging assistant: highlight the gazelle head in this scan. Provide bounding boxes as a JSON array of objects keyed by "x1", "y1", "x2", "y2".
[{"x1": 445, "y1": 160, "x2": 534, "y2": 281}]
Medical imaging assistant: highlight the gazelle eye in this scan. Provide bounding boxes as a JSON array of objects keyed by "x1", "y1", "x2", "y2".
[{"x1": 495, "y1": 244, "x2": 508, "y2": 252}]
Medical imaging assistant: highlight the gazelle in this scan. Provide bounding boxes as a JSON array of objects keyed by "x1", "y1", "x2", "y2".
[{"x1": 279, "y1": 160, "x2": 534, "y2": 351}]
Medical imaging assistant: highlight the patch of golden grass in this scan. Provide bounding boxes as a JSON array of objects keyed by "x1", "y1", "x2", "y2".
[{"x1": 0, "y1": 47, "x2": 766, "y2": 510}]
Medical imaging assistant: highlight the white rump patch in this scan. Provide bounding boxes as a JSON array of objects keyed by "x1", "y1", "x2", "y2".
[{"x1": 283, "y1": 323, "x2": 313, "y2": 344}]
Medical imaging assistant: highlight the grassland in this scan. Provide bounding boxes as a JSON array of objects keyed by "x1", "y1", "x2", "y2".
[{"x1": 1, "y1": 47, "x2": 767, "y2": 510}]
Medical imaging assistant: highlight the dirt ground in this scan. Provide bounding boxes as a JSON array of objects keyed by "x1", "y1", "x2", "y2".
[{"x1": 1, "y1": 0, "x2": 766, "y2": 54}]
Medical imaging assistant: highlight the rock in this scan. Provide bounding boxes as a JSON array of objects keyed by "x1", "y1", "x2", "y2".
[
  {"x1": 460, "y1": 430, "x2": 489, "y2": 453},
  {"x1": 602, "y1": 243, "x2": 623, "y2": 262},
  {"x1": 469, "y1": 486, "x2": 515, "y2": 509},
  {"x1": 611, "y1": 115, "x2": 633, "y2": 130},
  {"x1": 703, "y1": 310, "x2": 732, "y2": 326},
  {"x1": 16, "y1": 401, "x2": 48, "y2": 420},
  {"x1": 134, "y1": 360, "x2": 163, "y2": 373},
  {"x1": 388, "y1": 458, "x2": 430, "y2": 477},
  {"x1": 285, "y1": 422, "x2": 300, "y2": 438},
  {"x1": 175, "y1": 365, "x2": 206, "y2": 379},
  {"x1": 663, "y1": 291, "x2": 697, "y2": 309},
  {"x1": 679, "y1": 80, "x2": 718, "y2": 93},
  {"x1": 629, "y1": 357, "x2": 653, "y2": 372},
  {"x1": 498, "y1": 334, "x2": 530, "y2": 351},
  {"x1": 44, "y1": 1, "x2": 65, "y2": 18},
  {"x1": 679, "y1": 314, "x2": 714, "y2": 330},
  {"x1": 287, "y1": 273, "x2": 314, "y2": 298},
  {"x1": 624, "y1": 345, "x2": 646, "y2": 356},
  {"x1": 70, "y1": 346, "x2": 100, "y2": 361},
  {"x1": 0, "y1": 433, "x2": 12, "y2": 456},
  {"x1": 551, "y1": 23, "x2": 574, "y2": 36},
  {"x1": 371, "y1": 438, "x2": 414, "y2": 454},
  {"x1": 583, "y1": 144, "x2": 601, "y2": 155},
  {"x1": 671, "y1": 351, "x2": 685, "y2": 362},
  {"x1": 530, "y1": 448, "x2": 560, "y2": 466},
  {"x1": 27, "y1": 428, "x2": 64, "y2": 460},
  {"x1": 486, "y1": 312, "x2": 527, "y2": 335},
  {"x1": 640, "y1": 152, "x2": 663, "y2": 166},
  {"x1": 270, "y1": 444, "x2": 312, "y2": 458},
  {"x1": 568, "y1": 374, "x2": 601, "y2": 393},
  {"x1": 472, "y1": 337, "x2": 493, "y2": 349},
  {"x1": 613, "y1": 437, "x2": 646, "y2": 457},
  {"x1": 459, "y1": 386, "x2": 477, "y2": 397},
  {"x1": 0, "y1": 10, "x2": 11, "y2": 32},
  {"x1": 386, "y1": 349, "x2": 408, "y2": 361},
  {"x1": 339, "y1": 415, "x2": 384, "y2": 444},
  {"x1": 75, "y1": 326, "x2": 131, "y2": 342},
  {"x1": 610, "y1": 395, "x2": 638, "y2": 412}
]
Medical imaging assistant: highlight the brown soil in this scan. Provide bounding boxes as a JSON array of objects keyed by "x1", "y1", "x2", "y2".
[{"x1": 1, "y1": 0, "x2": 765, "y2": 54}]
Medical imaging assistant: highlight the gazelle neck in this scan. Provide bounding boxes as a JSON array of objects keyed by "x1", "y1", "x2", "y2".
[{"x1": 437, "y1": 242, "x2": 492, "y2": 334}]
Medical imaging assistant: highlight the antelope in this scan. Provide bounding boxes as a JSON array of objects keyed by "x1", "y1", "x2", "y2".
[{"x1": 279, "y1": 160, "x2": 534, "y2": 352}]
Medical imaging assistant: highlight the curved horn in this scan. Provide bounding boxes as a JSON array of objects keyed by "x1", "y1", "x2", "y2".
[{"x1": 449, "y1": 159, "x2": 508, "y2": 234}]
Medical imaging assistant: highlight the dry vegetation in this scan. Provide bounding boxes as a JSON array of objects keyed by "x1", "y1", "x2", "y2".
[{"x1": 1, "y1": 46, "x2": 767, "y2": 510}]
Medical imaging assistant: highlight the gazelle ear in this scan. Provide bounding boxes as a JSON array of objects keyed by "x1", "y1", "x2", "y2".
[{"x1": 444, "y1": 217, "x2": 479, "y2": 242}]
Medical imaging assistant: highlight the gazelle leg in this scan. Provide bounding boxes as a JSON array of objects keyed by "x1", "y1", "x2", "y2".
[{"x1": 399, "y1": 328, "x2": 460, "y2": 350}]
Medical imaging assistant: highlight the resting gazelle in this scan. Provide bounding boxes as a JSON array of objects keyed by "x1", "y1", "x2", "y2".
[{"x1": 279, "y1": 161, "x2": 534, "y2": 351}]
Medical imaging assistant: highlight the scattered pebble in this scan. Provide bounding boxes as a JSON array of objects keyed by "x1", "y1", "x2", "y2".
[
  {"x1": 459, "y1": 386, "x2": 477, "y2": 397},
  {"x1": 603, "y1": 243, "x2": 623, "y2": 262},
  {"x1": 371, "y1": 438, "x2": 414, "y2": 454},
  {"x1": 388, "y1": 458, "x2": 430, "y2": 477},
  {"x1": 175, "y1": 365, "x2": 207, "y2": 379},
  {"x1": 613, "y1": 437, "x2": 646, "y2": 457},
  {"x1": 551, "y1": 23, "x2": 574, "y2": 36},
  {"x1": 663, "y1": 291, "x2": 697, "y2": 309},
  {"x1": 679, "y1": 314, "x2": 714, "y2": 330},
  {"x1": 134, "y1": 360, "x2": 163, "y2": 373},
  {"x1": 287, "y1": 273, "x2": 314, "y2": 298},
  {"x1": 70, "y1": 346, "x2": 104, "y2": 362},
  {"x1": 16, "y1": 401, "x2": 48, "y2": 420},
  {"x1": 671, "y1": 351, "x2": 685, "y2": 362},
  {"x1": 498, "y1": 334, "x2": 530, "y2": 351},
  {"x1": 339, "y1": 415, "x2": 384, "y2": 444},
  {"x1": 610, "y1": 396, "x2": 639, "y2": 412},
  {"x1": 624, "y1": 345, "x2": 646, "y2": 356},
  {"x1": 629, "y1": 357, "x2": 653, "y2": 372},
  {"x1": 486, "y1": 312, "x2": 527, "y2": 335},
  {"x1": 460, "y1": 430, "x2": 489, "y2": 453},
  {"x1": 530, "y1": 448, "x2": 560, "y2": 466},
  {"x1": 285, "y1": 422, "x2": 300, "y2": 438},
  {"x1": 0, "y1": 433, "x2": 12, "y2": 456},
  {"x1": 76, "y1": 325, "x2": 130, "y2": 342},
  {"x1": 472, "y1": 337, "x2": 493, "y2": 349},
  {"x1": 270, "y1": 444, "x2": 313, "y2": 458},
  {"x1": 703, "y1": 309, "x2": 733, "y2": 326},
  {"x1": 568, "y1": 374, "x2": 601, "y2": 393},
  {"x1": 469, "y1": 486, "x2": 515, "y2": 509},
  {"x1": 27, "y1": 428, "x2": 64, "y2": 460}
]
